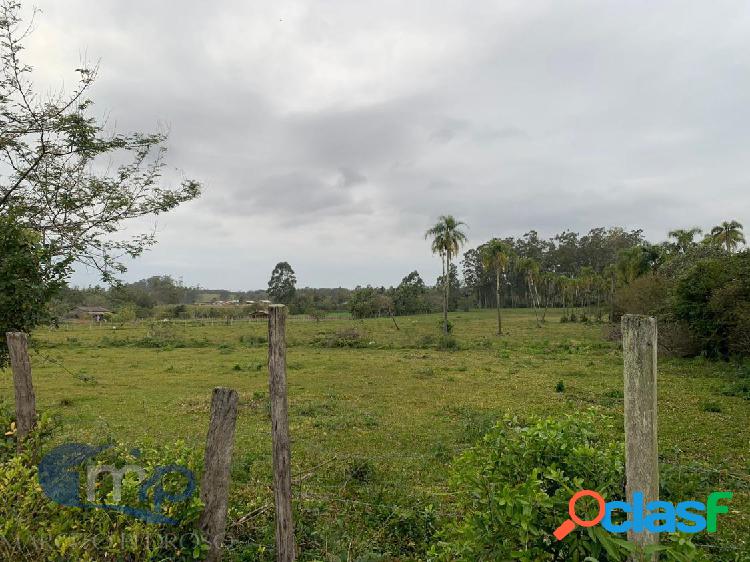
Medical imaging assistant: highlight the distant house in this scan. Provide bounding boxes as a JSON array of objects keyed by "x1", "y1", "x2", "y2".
[
  {"x1": 249, "y1": 309, "x2": 269, "y2": 319},
  {"x1": 71, "y1": 306, "x2": 112, "y2": 322}
]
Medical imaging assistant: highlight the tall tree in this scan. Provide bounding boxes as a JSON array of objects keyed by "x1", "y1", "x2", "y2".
[
  {"x1": 616, "y1": 245, "x2": 662, "y2": 284},
  {"x1": 462, "y1": 247, "x2": 492, "y2": 308},
  {"x1": 267, "y1": 262, "x2": 297, "y2": 304},
  {"x1": 393, "y1": 271, "x2": 428, "y2": 315},
  {"x1": 481, "y1": 239, "x2": 511, "y2": 335},
  {"x1": 709, "y1": 221, "x2": 746, "y2": 253},
  {"x1": 517, "y1": 257, "x2": 542, "y2": 326},
  {"x1": 426, "y1": 215, "x2": 468, "y2": 333},
  {"x1": 0, "y1": 1, "x2": 200, "y2": 281},
  {"x1": 668, "y1": 227, "x2": 702, "y2": 254}
]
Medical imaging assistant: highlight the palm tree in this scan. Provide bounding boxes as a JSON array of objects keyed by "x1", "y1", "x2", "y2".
[
  {"x1": 709, "y1": 221, "x2": 746, "y2": 253},
  {"x1": 668, "y1": 227, "x2": 702, "y2": 253},
  {"x1": 616, "y1": 246, "x2": 647, "y2": 284},
  {"x1": 426, "y1": 215, "x2": 468, "y2": 334},
  {"x1": 481, "y1": 238, "x2": 511, "y2": 335}
]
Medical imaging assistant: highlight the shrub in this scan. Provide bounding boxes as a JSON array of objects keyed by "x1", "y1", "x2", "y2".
[
  {"x1": 431, "y1": 413, "x2": 702, "y2": 562},
  {"x1": 438, "y1": 320, "x2": 454, "y2": 334},
  {"x1": 672, "y1": 251, "x2": 750, "y2": 357},
  {"x1": 416, "y1": 334, "x2": 437, "y2": 348},
  {"x1": 313, "y1": 328, "x2": 366, "y2": 348},
  {"x1": 239, "y1": 334, "x2": 267, "y2": 346},
  {"x1": 0, "y1": 425, "x2": 207, "y2": 560},
  {"x1": 555, "y1": 380, "x2": 565, "y2": 393},
  {"x1": 348, "y1": 459, "x2": 374, "y2": 483},
  {"x1": 614, "y1": 274, "x2": 671, "y2": 318},
  {"x1": 700, "y1": 401, "x2": 722, "y2": 413},
  {"x1": 437, "y1": 334, "x2": 459, "y2": 351}
]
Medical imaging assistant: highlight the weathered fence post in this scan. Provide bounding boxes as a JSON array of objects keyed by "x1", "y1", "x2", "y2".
[
  {"x1": 268, "y1": 305, "x2": 296, "y2": 561},
  {"x1": 199, "y1": 387, "x2": 239, "y2": 562},
  {"x1": 6, "y1": 332, "x2": 37, "y2": 445},
  {"x1": 622, "y1": 315, "x2": 659, "y2": 561}
]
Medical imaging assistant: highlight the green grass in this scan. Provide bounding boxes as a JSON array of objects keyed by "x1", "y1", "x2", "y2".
[{"x1": 2, "y1": 309, "x2": 749, "y2": 559}]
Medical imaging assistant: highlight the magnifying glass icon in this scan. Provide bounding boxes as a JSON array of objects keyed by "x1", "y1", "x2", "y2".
[{"x1": 553, "y1": 490, "x2": 606, "y2": 540}]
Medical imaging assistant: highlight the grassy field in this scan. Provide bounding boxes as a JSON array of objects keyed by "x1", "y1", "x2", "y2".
[{"x1": 2, "y1": 309, "x2": 749, "y2": 560}]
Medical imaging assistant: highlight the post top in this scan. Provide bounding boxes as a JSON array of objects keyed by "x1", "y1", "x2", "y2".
[{"x1": 621, "y1": 314, "x2": 656, "y2": 325}]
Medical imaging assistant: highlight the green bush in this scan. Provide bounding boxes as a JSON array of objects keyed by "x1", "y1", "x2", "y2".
[
  {"x1": 313, "y1": 328, "x2": 367, "y2": 348},
  {"x1": 430, "y1": 413, "x2": 704, "y2": 561},
  {"x1": 437, "y1": 334, "x2": 460, "y2": 351},
  {"x1": 0, "y1": 212, "x2": 71, "y2": 366},
  {"x1": 239, "y1": 333, "x2": 268, "y2": 346},
  {"x1": 672, "y1": 251, "x2": 750, "y2": 357},
  {"x1": 0, "y1": 408, "x2": 207, "y2": 561},
  {"x1": 614, "y1": 274, "x2": 671, "y2": 318},
  {"x1": 438, "y1": 320, "x2": 454, "y2": 334}
]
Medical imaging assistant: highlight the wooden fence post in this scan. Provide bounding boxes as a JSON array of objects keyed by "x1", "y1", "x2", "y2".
[
  {"x1": 199, "y1": 387, "x2": 239, "y2": 562},
  {"x1": 268, "y1": 305, "x2": 296, "y2": 561},
  {"x1": 6, "y1": 332, "x2": 37, "y2": 445},
  {"x1": 622, "y1": 315, "x2": 659, "y2": 561}
]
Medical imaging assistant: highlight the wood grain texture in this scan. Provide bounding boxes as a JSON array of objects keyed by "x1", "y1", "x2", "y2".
[
  {"x1": 199, "y1": 387, "x2": 239, "y2": 562},
  {"x1": 6, "y1": 332, "x2": 36, "y2": 445},
  {"x1": 268, "y1": 305, "x2": 296, "y2": 561}
]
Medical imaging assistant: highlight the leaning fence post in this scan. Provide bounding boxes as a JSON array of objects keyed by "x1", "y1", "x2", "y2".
[
  {"x1": 6, "y1": 332, "x2": 37, "y2": 446},
  {"x1": 199, "y1": 387, "x2": 239, "y2": 562},
  {"x1": 268, "y1": 305, "x2": 296, "y2": 561},
  {"x1": 622, "y1": 315, "x2": 659, "y2": 561}
]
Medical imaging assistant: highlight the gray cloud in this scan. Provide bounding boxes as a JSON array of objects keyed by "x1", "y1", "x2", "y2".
[{"x1": 24, "y1": 0, "x2": 750, "y2": 289}]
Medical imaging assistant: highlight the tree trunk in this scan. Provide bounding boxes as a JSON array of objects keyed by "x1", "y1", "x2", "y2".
[
  {"x1": 495, "y1": 269, "x2": 502, "y2": 335},
  {"x1": 443, "y1": 251, "x2": 449, "y2": 334}
]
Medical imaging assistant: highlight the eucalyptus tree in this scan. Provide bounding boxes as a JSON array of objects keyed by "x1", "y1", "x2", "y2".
[
  {"x1": 709, "y1": 221, "x2": 746, "y2": 253},
  {"x1": 426, "y1": 215, "x2": 468, "y2": 334},
  {"x1": 481, "y1": 238, "x2": 511, "y2": 335},
  {"x1": 267, "y1": 262, "x2": 297, "y2": 304},
  {"x1": 538, "y1": 271, "x2": 561, "y2": 323},
  {"x1": 517, "y1": 257, "x2": 542, "y2": 326},
  {"x1": 603, "y1": 263, "x2": 617, "y2": 322}
]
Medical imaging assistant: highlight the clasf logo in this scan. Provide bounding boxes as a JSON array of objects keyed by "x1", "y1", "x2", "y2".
[
  {"x1": 38, "y1": 442, "x2": 196, "y2": 525},
  {"x1": 553, "y1": 489, "x2": 733, "y2": 540}
]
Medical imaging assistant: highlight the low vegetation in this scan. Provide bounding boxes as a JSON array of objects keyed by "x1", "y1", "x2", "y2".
[{"x1": 1, "y1": 309, "x2": 748, "y2": 560}]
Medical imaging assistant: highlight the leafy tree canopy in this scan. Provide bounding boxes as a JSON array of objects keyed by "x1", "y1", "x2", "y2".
[
  {"x1": 0, "y1": 211, "x2": 71, "y2": 364},
  {"x1": 267, "y1": 262, "x2": 297, "y2": 304},
  {"x1": 0, "y1": 1, "x2": 201, "y2": 282}
]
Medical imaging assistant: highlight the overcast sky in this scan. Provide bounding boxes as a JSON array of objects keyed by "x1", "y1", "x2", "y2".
[{"x1": 25, "y1": 1, "x2": 750, "y2": 290}]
